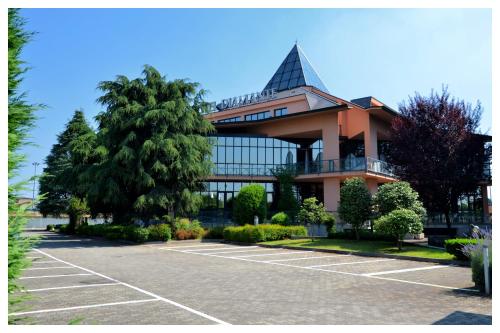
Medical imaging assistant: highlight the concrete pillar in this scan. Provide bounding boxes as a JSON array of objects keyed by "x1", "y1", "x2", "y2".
[
  {"x1": 323, "y1": 178, "x2": 340, "y2": 213},
  {"x1": 366, "y1": 179, "x2": 378, "y2": 195},
  {"x1": 481, "y1": 185, "x2": 490, "y2": 223},
  {"x1": 322, "y1": 114, "x2": 339, "y2": 161},
  {"x1": 364, "y1": 116, "x2": 378, "y2": 160}
]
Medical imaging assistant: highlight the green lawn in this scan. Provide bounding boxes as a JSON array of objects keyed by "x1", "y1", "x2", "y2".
[{"x1": 260, "y1": 238, "x2": 455, "y2": 260}]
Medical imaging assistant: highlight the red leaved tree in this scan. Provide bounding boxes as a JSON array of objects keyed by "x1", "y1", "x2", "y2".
[{"x1": 387, "y1": 87, "x2": 490, "y2": 230}]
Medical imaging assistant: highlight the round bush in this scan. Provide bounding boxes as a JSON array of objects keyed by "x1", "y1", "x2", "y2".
[
  {"x1": 233, "y1": 184, "x2": 267, "y2": 226},
  {"x1": 271, "y1": 212, "x2": 290, "y2": 225},
  {"x1": 374, "y1": 209, "x2": 423, "y2": 249},
  {"x1": 373, "y1": 181, "x2": 426, "y2": 218}
]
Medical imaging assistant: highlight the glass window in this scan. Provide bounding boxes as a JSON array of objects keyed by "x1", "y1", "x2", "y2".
[
  {"x1": 234, "y1": 147, "x2": 241, "y2": 163},
  {"x1": 266, "y1": 148, "x2": 273, "y2": 165},
  {"x1": 250, "y1": 137, "x2": 258, "y2": 147},
  {"x1": 266, "y1": 138, "x2": 274, "y2": 147},
  {"x1": 217, "y1": 146, "x2": 225, "y2": 163},
  {"x1": 242, "y1": 147, "x2": 249, "y2": 163},
  {"x1": 257, "y1": 112, "x2": 264, "y2": 120},
  {"x1": 258, "y1": 147, "x2": 265, "y2": 164},
  {"x1": 250, "y1": 147, "x2": 257, "y2": 163},
  {"x1": 274, "y1": 148, "x2": 281, "y2": 164},
  {"x1": 245, "y1": 115, "x2": 251, "y2": 121},
  {"x1": 258, "y1": 137, "x2": 266, "y2": 147},
  {"x1": 234, "y1": 137, "x2": 241, "y2": 146},
  {"x1": 242, "y1": 137, "x2": 249, "y2": 146},
  {"x1": 226, "y1": 147, "x2": 233, "y2": 163}
]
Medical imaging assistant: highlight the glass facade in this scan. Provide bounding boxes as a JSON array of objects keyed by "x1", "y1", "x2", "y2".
[
  {"x1": 244, "y1": 111, "x2": 271, "y2": 121},
  {"x1": 274, "y1": 107, "x2": 288, "y2": 117},
  {"x1": 210, "y1": 135, "x2": 304, "y2": 176},
  {"x1": 217, "y1": 116, "x2": 241, "y2": 123}
]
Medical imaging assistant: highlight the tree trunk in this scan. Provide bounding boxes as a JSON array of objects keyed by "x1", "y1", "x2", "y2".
[
  {"x1": 444, "y1": 211, "x2": 452, "y2": 230},
  {"x1": 355, "y1": 228, "x2": 360, "y2": 241},
  {"x1": 397, "y1": 238, "x2": 403, "y2": 251}
]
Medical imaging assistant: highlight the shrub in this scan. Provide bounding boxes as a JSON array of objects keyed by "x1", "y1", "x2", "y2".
[
  {"x1": 203, "y1": 226, "x2": 225, "y2": 239},
  {"x1": 271, "y1": 212, "x2": 290, "y2": 226},
  {"x1": 297, "y1": 197, "x2": 334, "y2": 239},
  {"x1": 58, "y1": 224, "x2": 70, "y2": 234},
  {"x1": 374, "y1": 209, "x2": 423, "y2": 250},
  {"x1": 462, "y1": 228, "x2": 492, "y2": 291},
  {"x1": 444, "y1": 238, "x2": 478, "y2": 261},
  {"x1": 172, "y1": 218, "x2": 204, "y2": 240},
  {"x1": 337, "y1": 177, "x2": 371, "y2": 240},
  {"x1": 373, "y1": 181, "x2": 426, "y2": 219},
  {"x1": 126, "y1": 227, "x2": 150, "y2": 243},
  {"x1": 147, "y1": 224, "x2": 172, "y2": 242},
  {"x1": 323, "y1": 214, "x2": 336, "y2": 233},
  {"x1": 104, "y1": 225, "x2": 125, "y2": 240},
  {"x1": 46, "y1": 224, "x2": 55, "y2": 231},
  {"x1": 233, "y1": 184, "x2": 267, "y2": 225},
  {"x1": 223, "y1": 224, "x2": 307, "y2": 243}
]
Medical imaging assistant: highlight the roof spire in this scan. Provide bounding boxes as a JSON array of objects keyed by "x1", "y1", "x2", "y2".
[{"x1": 263, "y1": 44, "x2": 329, "y2": 93}]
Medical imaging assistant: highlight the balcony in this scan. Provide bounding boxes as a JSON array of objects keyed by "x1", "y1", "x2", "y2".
[{"x1": 211, "y1": 157, "x2": 396, "y2": 178}]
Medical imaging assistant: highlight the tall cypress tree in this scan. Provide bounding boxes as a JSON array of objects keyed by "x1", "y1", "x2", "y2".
[
  {"x1": 38, "y1": 110, "x2": 94, "y2": 221},
  {"x1": 8, "y1": 9, "x2": 41, "y2": 317},
  {"x1": 84, "y1": 66, "x2": 214, "y2": 224}
]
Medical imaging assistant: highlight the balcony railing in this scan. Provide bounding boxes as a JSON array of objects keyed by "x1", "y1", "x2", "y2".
[{"x1": 211, "y1": 157, "x2": 396, "y2": 178}]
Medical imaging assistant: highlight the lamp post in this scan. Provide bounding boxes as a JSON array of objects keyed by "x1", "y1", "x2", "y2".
[{"x1": 32, "y1": 162, "x2": 40, "y2": 210}]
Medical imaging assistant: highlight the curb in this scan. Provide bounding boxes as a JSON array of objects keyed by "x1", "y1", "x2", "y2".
[{"x1": 225, "y1": 242, "x2": 469, "y2": 267}]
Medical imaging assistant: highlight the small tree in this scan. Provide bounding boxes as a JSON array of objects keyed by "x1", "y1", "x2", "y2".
[
  {"x1": 373, "y1": 181, "x2": 426, "y2": 219},
  {"x1": 272, "y1": 167, "x2": 299, "y2": 221},
  {"x1": 374, "y1": 209, "x2": 423, "y2": 250},
  {"x1": 297, "y1": 197, "x2": 334, "y2": 240},
  {"x1": 233, "y1": 184, "x2": 267, "y2": 225},
  {"x1": 67, "y1": 197, "x2": 90, "y2": 233},
  {"x1": 338, "y1": 177, "x2": 371, "y2": 240}
]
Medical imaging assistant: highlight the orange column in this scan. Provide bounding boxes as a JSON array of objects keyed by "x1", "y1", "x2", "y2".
[
  {"x1": 364, "y1": 115, "x2": 378, "y2": 159},
  {"x1": 322, "y1": 114, "x2": 339, "y2": 160},
  {"x1": 324, "y1": 178, "x2": 340, "y2": 213},
  {"x1": 481, "y1": 185, "x2": 490, "y2": 223},
  {"x1": 366, "y1": 179, "x2": 378, "y2": 195}
]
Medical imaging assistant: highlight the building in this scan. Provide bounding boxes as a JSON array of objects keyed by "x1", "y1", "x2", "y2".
[{"x1": 199, "y1": 44, "x2": 491, "y2": 227}]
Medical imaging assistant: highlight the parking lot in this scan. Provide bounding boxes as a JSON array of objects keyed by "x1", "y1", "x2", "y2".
[{"x1": 11, "y1": 231, "x2": 492, "y2": 325}]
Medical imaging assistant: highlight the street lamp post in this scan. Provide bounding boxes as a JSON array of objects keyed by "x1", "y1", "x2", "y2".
[{"x1": 32, "y1": 162, "x2": 40, "y2": 210}]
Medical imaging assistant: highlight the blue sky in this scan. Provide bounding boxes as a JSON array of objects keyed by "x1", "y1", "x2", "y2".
[{"x1": 15, "y1": 8, "x2": 492, "y2": 196}]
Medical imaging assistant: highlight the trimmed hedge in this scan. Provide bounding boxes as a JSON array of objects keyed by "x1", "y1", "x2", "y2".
[
  {"x1": 203, "y1": 226, "x2": 225, "y2": 239},
  {"x1": 223, "y1": 224, "x2": 307, "y2": 243},
  {"x1": 233, "y1": 184, "x2": 267, "y2": 225},
  {"x1": 444, "y1": 238, "x2": 478, "y2": 261}
]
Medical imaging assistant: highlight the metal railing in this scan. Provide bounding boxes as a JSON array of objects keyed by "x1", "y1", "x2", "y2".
[{"x1": 211, "y1": 157, "x2": 396, "y2": 178}]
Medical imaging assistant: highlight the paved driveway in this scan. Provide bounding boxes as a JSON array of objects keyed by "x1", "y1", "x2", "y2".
[{"x1": 10, "y1": 231, "x2": 492, "y2": 325}]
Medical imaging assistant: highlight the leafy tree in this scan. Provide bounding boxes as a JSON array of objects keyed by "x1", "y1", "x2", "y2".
[
  {"x1": 297, "y1": 197, "x2": 334, "y2": 239},
  {"x1": 388, "y1": 87, "x2": 490, "y2": 229},
  {"x1": 337, "y1": 177, "x2": 371, "y2": 240},
  {"x1": 8, "y1": 8, "x2": 41, "y2": 318},
  {"x1": 233, "y1": 184, "x2": 267, "y2": 225},
  {"x1": 373, "y1": 181, "x2": 426, "y2": 219},
  {"x1": 81, "y1": 66, "x2": 214, "y2": 224},
  {"x1": 374, "y1": 209, "x2": 423, "y2": 250},
  {"x1": 272, "y1": 167, "x2": 299, "y2": 220},
  {"x1": 38, "y1": 110, "x2": 94, "y2": 220}
]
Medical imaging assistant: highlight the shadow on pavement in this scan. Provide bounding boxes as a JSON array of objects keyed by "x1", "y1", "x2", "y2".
[{"x1": 433, "y1": 311, "x2": 492, "y2": 325}]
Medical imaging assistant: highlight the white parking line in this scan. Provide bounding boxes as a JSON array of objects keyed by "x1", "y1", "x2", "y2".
[
  {"x1": 208, "y1": 248, "x2": 280, "y2": 255},
  {"x1": 20, "y1": 273, "x2": 93, "y2": 279},
  {"x1": 31, "y1": 261, "x2": 59, "y2": 264},
  {"x1": 25, "y1": 266, "x2": 74, "y2": 270},
  {"x1": 230, "y1": 251, "x2": 308, "y2": 258},
  {"x1": 167, "y1": 247, "x2": 478, "y2": 293},
  {"x1": 363, "y1": 265, "x2": 451, "y2": 276},
  {"x1": 307, "y1": 258, "x2": 395, "y2": 268},
  {"x1": 183, "y1": 246, "x2": 252, "y2": 253},
  {"x1": 32, "y1": 249, "x2": 230, "y2": 325},
  {"x1": 264, "y1": 255, "x2": 347, "y2": 263},
  {"x1": 9, "y1": 299, "x2": 160, "y2": 316},
  {"x1": 160, "y1": 243, "x2": 226, "y2": 249},
  {"x1": 23, "y1": 283, "x2": 121, "y2": 292}
]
